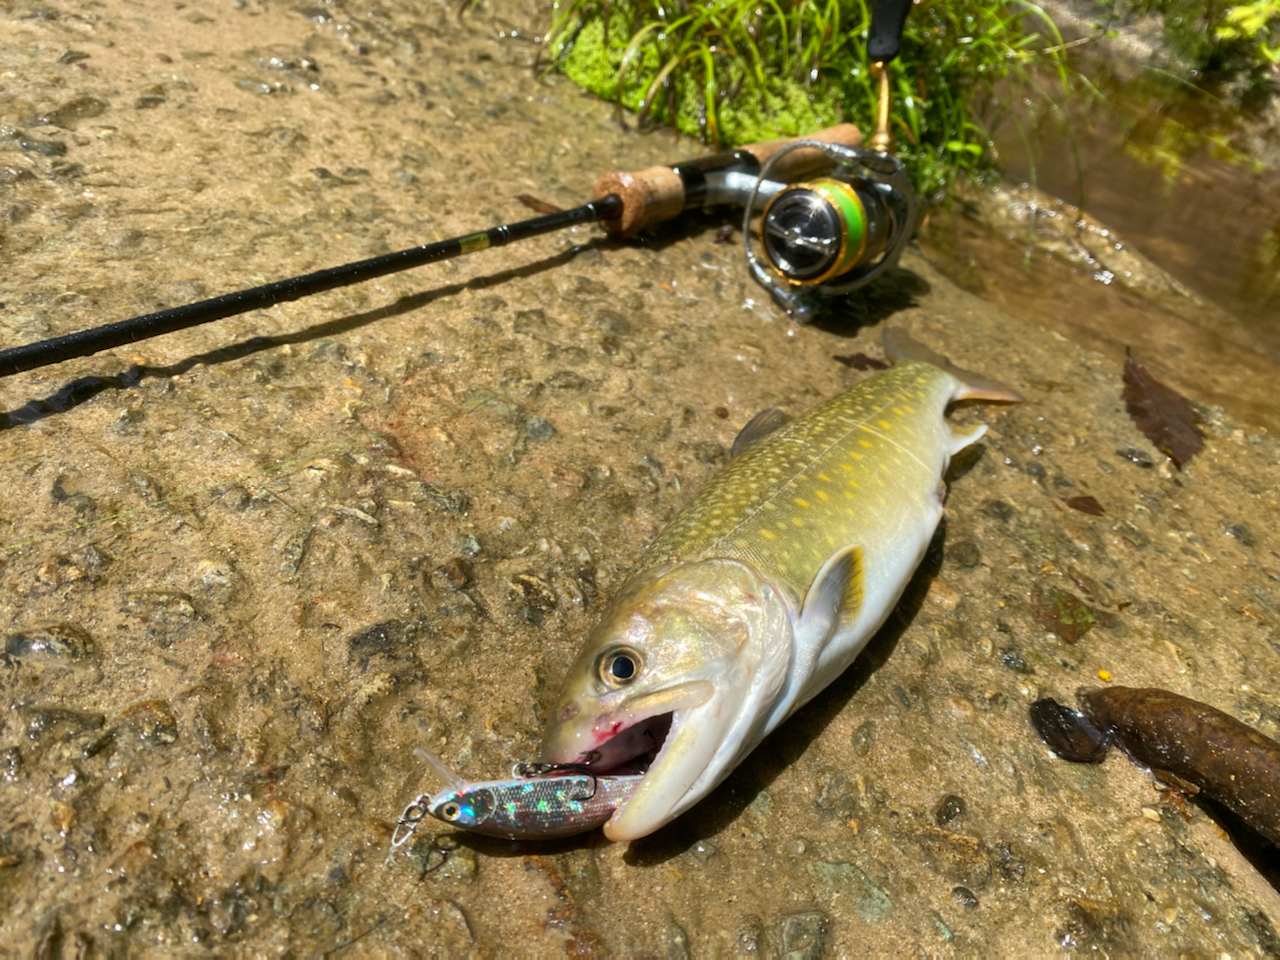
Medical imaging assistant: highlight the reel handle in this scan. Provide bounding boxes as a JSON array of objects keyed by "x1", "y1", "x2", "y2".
[{"x1": 593, "y1": 123, "x2": 863, "y2": 238}]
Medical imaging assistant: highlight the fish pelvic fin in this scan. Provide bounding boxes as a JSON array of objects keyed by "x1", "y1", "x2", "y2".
[
  {"x1": 883, "y1": 328, "x2": 1025, "y2": 404},
  {"x1": 798, "y1": 545, "x2": 865, "y2": 644},
  {"x1": 731, "y1": 407, "x2": 792, "y2": 458}
]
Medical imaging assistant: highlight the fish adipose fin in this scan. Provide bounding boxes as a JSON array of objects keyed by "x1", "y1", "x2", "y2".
[
  {"x1": 731, "y1": 407, "x2": 792, "y2": 458},
  {"x1": 883, "y1": 328, "x2": 1025, "y2": 404},
  {"x1": 798, "y1": 545, "x2": 865, "y2": 644}
]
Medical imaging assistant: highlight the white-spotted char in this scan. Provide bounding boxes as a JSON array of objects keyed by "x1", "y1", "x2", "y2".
[{"x1": 539, "y1": 330, "x2": 1022, "y2": 841}]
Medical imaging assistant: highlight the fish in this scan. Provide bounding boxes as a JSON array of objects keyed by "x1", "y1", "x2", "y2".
[
  {"x1": 1032, "y1": 688, "x2": 1280, "y2": 847},
  {"x1": 391, "y1": 749, "x2": 644, "y2": 842},
  {"x1": 539, "y1": 329, "x2": 1022, "y2": 841}
]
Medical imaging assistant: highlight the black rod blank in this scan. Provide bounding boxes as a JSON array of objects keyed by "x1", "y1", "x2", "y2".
[{"x1": 0, "y1": 194, "x2": 623, "y2": 379}]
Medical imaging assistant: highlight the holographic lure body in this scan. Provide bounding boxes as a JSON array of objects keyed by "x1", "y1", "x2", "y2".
[
  {"x1": 392, "y1": 750, "x2": 643, "y2": 844},
  {"x1": 427, "y1": 769, "x2": 644, "y2": 839}
]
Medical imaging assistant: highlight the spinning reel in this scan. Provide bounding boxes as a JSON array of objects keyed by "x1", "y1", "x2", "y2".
[{"x1": 743, "y1": 142, "x2": 916, "y2": 323}]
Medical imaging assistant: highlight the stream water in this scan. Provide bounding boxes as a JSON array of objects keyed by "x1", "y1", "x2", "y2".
[{"x1": 920, "y1": 58, "x2": 1280, "y2": 433}]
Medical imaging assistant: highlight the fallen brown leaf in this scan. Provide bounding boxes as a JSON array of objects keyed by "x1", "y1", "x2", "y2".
[
  {"x1": 1121, "y1": 353, "x2": 1203, "y2": 468},
  {"x1": 1064, "y1": 495, "x2": 1105, "y2": 516},
  {"x1": 514, "y1": 194, "x2": 563, "y2": 215}
]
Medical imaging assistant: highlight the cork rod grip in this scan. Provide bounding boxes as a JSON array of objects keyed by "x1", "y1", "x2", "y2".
[
  {"x1": 593, "y1": 123, "x2": 863, "y2": 238},
  {"x1": 739, "y1": 123, "x2": 863, "y2": 181}
]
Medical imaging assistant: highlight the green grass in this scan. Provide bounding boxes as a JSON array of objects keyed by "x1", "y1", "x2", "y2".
[
  {"x1": 1093, "y1": 0, "x2": 1279, "y2": 100},
  {"x1": 544, "y1": 0, "x2": 1077, "y2": 195}
]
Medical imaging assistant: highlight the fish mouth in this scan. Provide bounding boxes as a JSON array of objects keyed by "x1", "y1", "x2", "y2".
[
  {"x1": 549, "y1": 678, "x2": 712, "y2": 778},
  {"x1": 586, "y1": 712, "x2": 675, "y2": 776},
  {"x1": 552, "y1": 679, "x2": 718, "y2": 841},
  {"x1": 581, "y1": 679, "x2": 714, "y2": 772}
]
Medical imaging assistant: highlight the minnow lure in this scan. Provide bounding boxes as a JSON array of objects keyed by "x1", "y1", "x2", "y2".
[
  {"x1": 539, "y1": 330, "x2": 1022, "y2": 841},
  {"x1": 1031, "y1": 687, "x2": 1280, "y2": 846},
  {"x1": 391, "y1": 749, "x2": 644, "y2": 844}
]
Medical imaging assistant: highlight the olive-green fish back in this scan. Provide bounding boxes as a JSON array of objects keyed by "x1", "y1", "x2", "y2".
[{"x1": 644, "y1": 361, "x2": 954, "y2": 595}]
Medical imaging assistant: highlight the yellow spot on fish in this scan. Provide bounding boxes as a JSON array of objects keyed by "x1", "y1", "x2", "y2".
[
  {"x1": 891, "y1": 408, "x2": 903, "y2": 415},
  {"x1": 859, "y1": 440, "x2": 873, "y2": 449},
  {"x1": 791, "y1": 517, "x2": 805, "y2": 527},
  {"x1": 877, "y1": 420, "x2": 892, "y2": 430},
  {"x1": 839, "y1": 463, "x2": 854, "y2": 473},
  {"x1": 794, "y1": 498, "x2": 810, "y2": 509},
  {"x1": 815, "y1": 490, "x2": 829, "y2": 502},
  {"x1": 759, "y1": 529, "x2": 777, "y2": 540},
  {"x1": 817, "y1": 473, "x2": 831, "y2": 482}
]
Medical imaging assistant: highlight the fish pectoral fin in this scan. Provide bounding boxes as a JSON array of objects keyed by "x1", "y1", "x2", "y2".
[
  {"x1": 798, "y1": 545, "x2": 865, "y2": 645},
  {"x1": 730, "y1": 407, "x2": 792, "y2": 458}
]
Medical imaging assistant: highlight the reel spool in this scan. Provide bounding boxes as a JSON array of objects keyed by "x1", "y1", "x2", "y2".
[{"x1": 743, "y1": 140, "x2": 917, "y2": 323}]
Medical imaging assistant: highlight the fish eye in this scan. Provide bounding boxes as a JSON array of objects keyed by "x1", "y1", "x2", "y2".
[
  {"x1": 599, "y1": 648, "x2": 642, "y2": 687},
  {"x1": 441, "y1": 803, "x2": 461, "y2": 820}
]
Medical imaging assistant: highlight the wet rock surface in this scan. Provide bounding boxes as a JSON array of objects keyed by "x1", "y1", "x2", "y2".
[{"x1": 1, "y1": 0, "x2": 1279, "y2": 953}]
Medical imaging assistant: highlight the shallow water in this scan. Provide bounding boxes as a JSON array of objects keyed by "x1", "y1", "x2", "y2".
[
  {"x1": 1, "y1": 0, "x2": 1279, "y2": 954},
  {"x1": 920, "y1": 59, "x2": 1280, "y2": 434}
]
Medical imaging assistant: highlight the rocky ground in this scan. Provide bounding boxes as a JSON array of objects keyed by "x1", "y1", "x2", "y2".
[{"x1": 1, "y1": 0, "x2": 1279, "y2": 954}]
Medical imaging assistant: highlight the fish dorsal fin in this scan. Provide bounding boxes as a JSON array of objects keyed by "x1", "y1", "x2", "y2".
[
  {"x1": 798, "y1": 545, "x2": 865, "y2": 645},
  {"x1": 731, "y1": 407, "x2": 792, "y2": 458},
  {"x1": 883, "y1": 328, "x2": 1024, "y2": 404}
]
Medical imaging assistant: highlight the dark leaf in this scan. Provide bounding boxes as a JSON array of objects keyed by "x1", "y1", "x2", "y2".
[
  {"x1": 1121, "y1": 354, "x2": 1203, "y2": 468},
  {"x1": 833, "y1": 353, "x2": 888, "y2": 371},
  {"x1": 1064, "y1": 495, "x2": 1105, "y2": 516},
  {"x1": 514, "y1": 194, "x2": 562, "y2": 214}
]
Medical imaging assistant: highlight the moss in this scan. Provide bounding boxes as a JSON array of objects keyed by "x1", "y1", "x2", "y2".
[
  {"x1": 547, "y1": 0, "x2": 1074, "y2": 195},
  {"x1": 556, "y1": 16, "x2": 840, "y2": 143}
]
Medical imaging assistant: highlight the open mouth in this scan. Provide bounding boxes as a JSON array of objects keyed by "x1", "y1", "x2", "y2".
[{"x1": 585, "y1": 712, "x2": 674, "y2": 776}]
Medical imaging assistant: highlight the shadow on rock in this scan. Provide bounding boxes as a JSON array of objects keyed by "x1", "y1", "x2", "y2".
[
  {"x1": 437, "y1": 828, "x2": 615, "y2": 860},
  {"x1": 806, "y1": 266, "x2": 931, "y2": 336},
  {"x1": 0, "y1": 240, "x2": 616, "y2": 430},
  {"x1": 622, "y1": 520, "x2": 949, "y2": 867}
]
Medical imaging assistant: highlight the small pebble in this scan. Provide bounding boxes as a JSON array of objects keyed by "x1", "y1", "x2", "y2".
[
  {"x1": 952, "y1": 886, "x2": 979, "y2": 909},
  {"x1": 935, "y1": 794, "x2": 966, "y2": 826},
  {"x1": 5, "y1": 622, "x2": 95, "y2": 661},
  {"x1": 50, "y1": 800, "x2": 76, "y2": 834},
  {"x1": 926, "y1": 579, "x2": 960, "y2": 611}
]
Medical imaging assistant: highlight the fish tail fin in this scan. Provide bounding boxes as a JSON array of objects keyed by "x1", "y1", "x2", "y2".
[{"x1": 883, "y1": 328, "x2": 1025, "y2": 404}]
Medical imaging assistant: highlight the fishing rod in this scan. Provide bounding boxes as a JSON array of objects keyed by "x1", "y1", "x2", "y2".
[
  {"x1": 0, "y1": 126, "x2": 858, "y2": 380},
  {"x1": 0, "y1": 0, "x2": 918, "y2": 380}
]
